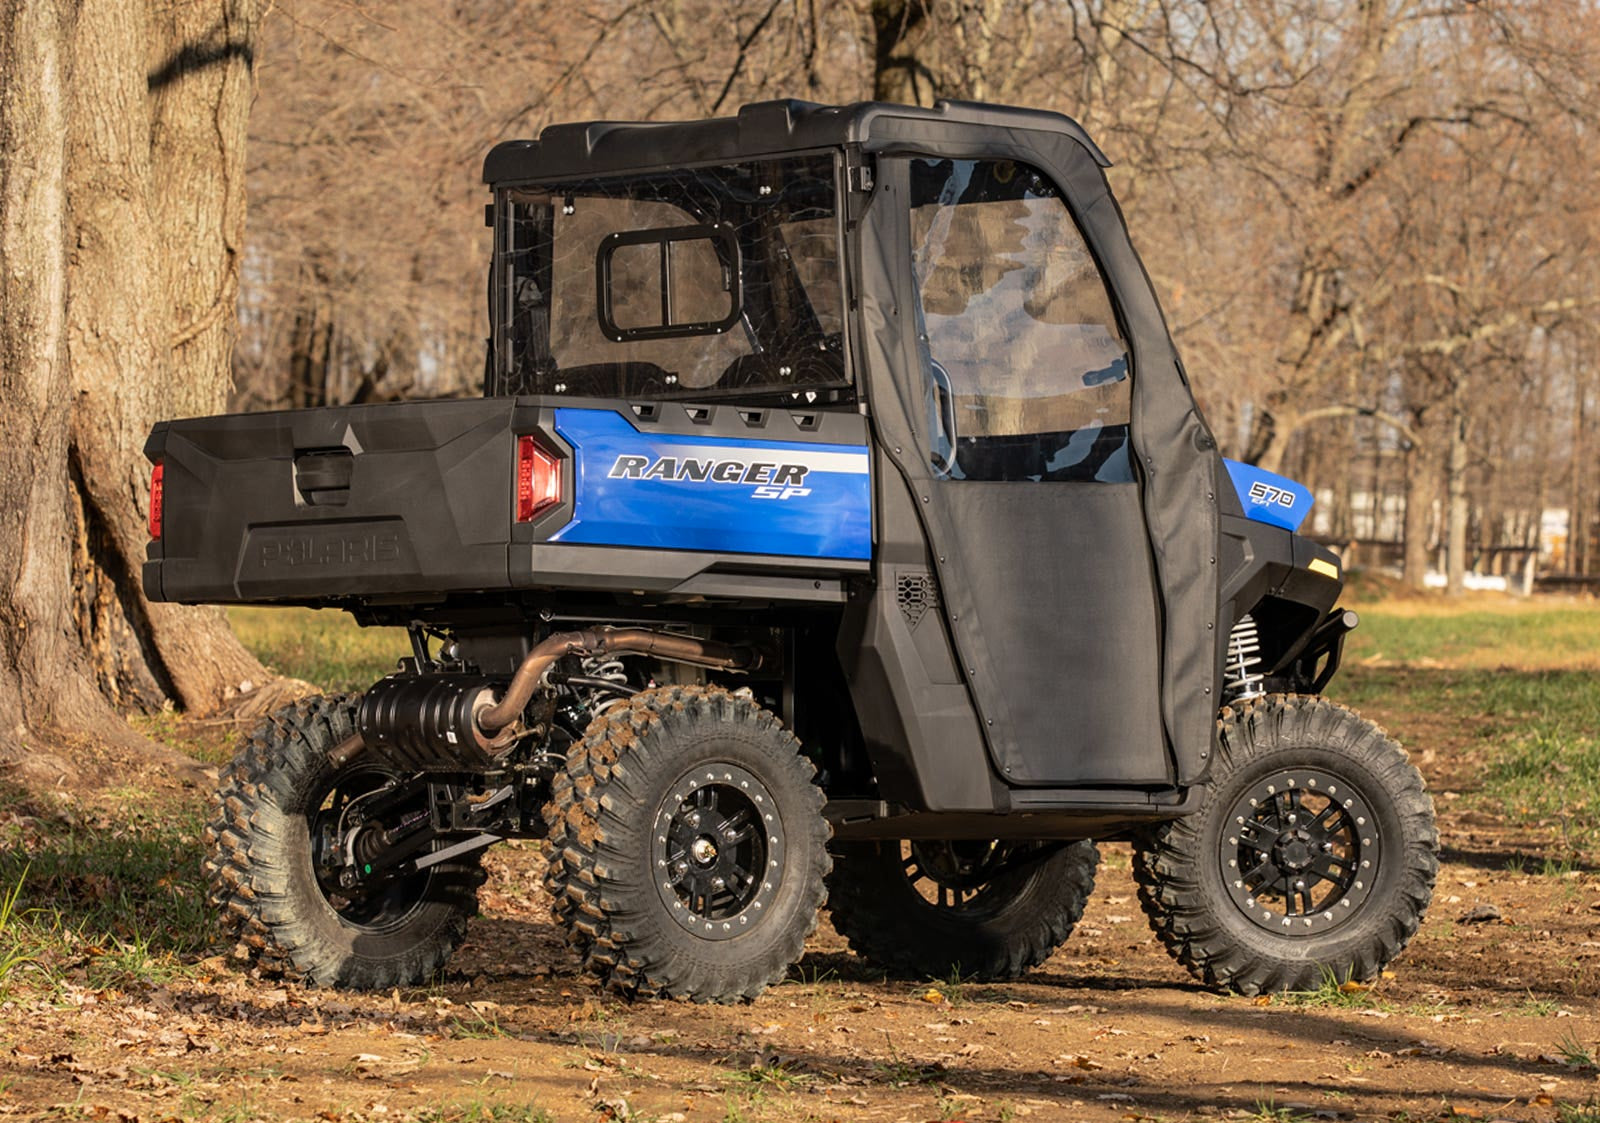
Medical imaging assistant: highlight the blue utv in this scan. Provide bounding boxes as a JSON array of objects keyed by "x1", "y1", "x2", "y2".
[{"x1": 146, "y1": 99, "x2": 1437, "y2": 1002}]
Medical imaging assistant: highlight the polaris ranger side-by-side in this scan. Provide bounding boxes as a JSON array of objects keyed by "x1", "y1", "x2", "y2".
[{"x1": 148, "y1": 99, "x2": 1437, "y2": 1002}]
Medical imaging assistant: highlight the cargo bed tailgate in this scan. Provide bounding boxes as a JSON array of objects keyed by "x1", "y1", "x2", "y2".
[{"x1": 145, "y1": 399, "x2": 516, "y2": 604}]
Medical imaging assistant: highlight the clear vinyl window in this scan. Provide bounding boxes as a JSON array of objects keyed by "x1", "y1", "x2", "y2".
[
  {"x1": 495, "y1": 154, "x2": 847, "y2": 402},
  {"x1": 908, "y1": 157, "x2": 1132, "y2": 482}
]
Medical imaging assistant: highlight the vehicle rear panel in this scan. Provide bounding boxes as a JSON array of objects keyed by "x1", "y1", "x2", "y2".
[{"x1": 144, "y1": 397, "x2": 872, "y2": 605}]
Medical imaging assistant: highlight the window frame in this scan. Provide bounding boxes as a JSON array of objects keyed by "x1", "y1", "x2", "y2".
[
  {"x1": 488, "y1": 148, "x2": 856, "y2": 403},
  {"x1": 901, "y1": 153, "x2": 1137, "y2": 483},
  {"x1": 594, "y1": 222, "x2": 742, "y2": 342}
]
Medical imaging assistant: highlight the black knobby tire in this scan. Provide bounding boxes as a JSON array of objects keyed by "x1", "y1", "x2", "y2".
[
  {"x1": 827, "y1": 838, "x2": 1099, "y2": 981},
  {"x1": 203, "y1": 694, "x2": 485, "y2": 988},
  {"x1": 1133, "y1": 694, "x2": 1438, "y2": 995},
  {"x1": 541, "y1": 685, "x2": 830, "y2": 1003}
]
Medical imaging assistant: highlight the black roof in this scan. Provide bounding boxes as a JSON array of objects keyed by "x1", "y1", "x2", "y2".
[{"x1": 482, "y1": 98, "x2": 1111, "y2": 186}]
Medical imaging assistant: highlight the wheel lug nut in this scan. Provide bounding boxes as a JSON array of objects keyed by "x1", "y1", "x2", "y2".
[{"x1": 1294, "y1": 879, "x2": 1306, "y2": 890}]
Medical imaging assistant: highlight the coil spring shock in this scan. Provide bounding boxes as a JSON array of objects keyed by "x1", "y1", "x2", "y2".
[
  {"x1": 1224, "y1": 614, "x2": 1266, "y2": 702},
  {"x1": 582, "y1": 656, "x2": 631, "y2": 714}
]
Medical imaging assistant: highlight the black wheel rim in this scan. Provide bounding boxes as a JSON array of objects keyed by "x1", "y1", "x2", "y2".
[
  {"x1": 652, "y1": 763, "x2": 783, "y2": 941},
  {"x1": 309, "y1": 767, "x2": 433, "y2": 930},
  {"x1": 902, "y1": 840, "x2": 1033, "y2": 915},
  {"x1": 1219, "y1": 767, "x2": 1380, "y2": 935}
]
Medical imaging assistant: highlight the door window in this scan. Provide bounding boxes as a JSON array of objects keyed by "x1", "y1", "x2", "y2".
[{"x1": 909, "y1": 158, "x2": 1132, "y2": 482}]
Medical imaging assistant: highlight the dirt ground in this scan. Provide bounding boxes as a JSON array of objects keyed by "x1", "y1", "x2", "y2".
[{"x1": 4, "y1": 681, "x2": 1600, "y2": 1123}]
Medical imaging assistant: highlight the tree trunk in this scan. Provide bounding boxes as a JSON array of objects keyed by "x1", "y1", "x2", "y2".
[
  {"x1": 1445, "y1": 382, "x2": 1469, "y2": 595},
  {"x1": 1572, "y1": 371, "x2": 1589, "y2": 576},
  {"x1": 288, "y1": 301, "x2": 336, "y2": 410},
  {"x1": 0, "y1": 0, "x2": 277, "y2": 780},
  {"x1": 1401, "y1": 427, "x2": 1434, "y2": 591},
  {"x1": 1252, "y1": 407, "x2": 1294, "y2": 475},
  {"x1": 871, "y1": 0, "x2": 939, "y2": 105}
]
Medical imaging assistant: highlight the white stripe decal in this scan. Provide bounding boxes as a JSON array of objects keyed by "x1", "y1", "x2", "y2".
[{"x1": 648, "y1": 444, "x2": 870, "y2": 475}]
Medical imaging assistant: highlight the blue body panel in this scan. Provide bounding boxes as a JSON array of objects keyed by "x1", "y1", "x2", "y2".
[
  {"x1": 550, "y1": 408, "x2": 873, "y2": 559},
  {"x1": 1224, "y1": 459, "x2": 1314, "y2": 533}
]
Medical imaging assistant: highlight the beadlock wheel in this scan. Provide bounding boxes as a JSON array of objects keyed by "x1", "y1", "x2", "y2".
[
  {"x1": 542, "y1": 685, "x2": 829, "y2": 1002},
  {"x1": 1134, "y1": 693, "x2": 1437, "y2": 995},
  {"x1": 653, "y1": 764, "x2": 784, "y2": 941},
  {"x1": 307, "y1": 765, "x2": 436, "y2": 930},
  {"x1": 1219, "y1": 767, "x2": 1379, "y2": 935}
]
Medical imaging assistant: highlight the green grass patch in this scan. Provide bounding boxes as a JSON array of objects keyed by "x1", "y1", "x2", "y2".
[
  {"x1": 1276, "y1": 967, "x2": 1382, "y2": 1010},
  {"x1": 228, "y1": 604, "x2": 405, "y2": 692},
  {"x1": 1558, "y1": 1032, "x2": 1599, "y2": 1070},
  {"x1": 1343, "y1": 600, "x2": 1600, "y2": 670},
  {"x1": 0, "y1": 789, "x2": 211, "y2": 993},
  {"x1": 0, "y1": 874, "x2": 40, "y2": 990},
  {"x1": 1484, "y1": 727, "x2": 1600, "y2": 854},
  {"x1": 871, "y1": 1032, "x2": 943, "y2": 1087},
  {"x1": 1515, "y1": 992, "x2": 1563, "y2": 1017},
  {"x1": 1330, "y1": 660, "x2": 1600, "y2": 857},
  {"x1": 128, "y1": 709, "x2": 242, "y2": 767},
  {"x1": 727, "y1": 1059, "x2": 806, "y2": 1091},
  {"x1": 1249, "y1": 1103, "x2": 1315, "y2": 1123},
  {"x1": 412, "y1": 1106, "x2": 556, "y2": 1123},
  {"x1": 926, "y1": 966, "x2": 976, "y2": 1006},
  {"x1": 448, "y1": 1011, "x2": 511, "y2": 1039}
]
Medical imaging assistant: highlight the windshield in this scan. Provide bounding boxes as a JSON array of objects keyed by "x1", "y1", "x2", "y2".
[{"x1": 492, "y1": 153, "x2": 848, "y2": 402}]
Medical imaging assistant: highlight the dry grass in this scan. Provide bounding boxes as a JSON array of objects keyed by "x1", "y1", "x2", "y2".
[{"x1": 1347, "y1": 595, "x2": 1600, "y2": 671}]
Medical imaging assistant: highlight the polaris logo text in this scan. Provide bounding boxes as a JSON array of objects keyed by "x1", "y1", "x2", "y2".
[
  {"x1": 257, "y1": 532, "x2": 401, "y2": 568},
  {"x1": 608, "y1": 455, "x2": 813, "y2": 500}
]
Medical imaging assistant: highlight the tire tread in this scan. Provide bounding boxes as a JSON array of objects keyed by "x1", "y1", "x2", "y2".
[
  {"x1": 202, "y1": 694, "x2": 485, "y2": 989},
  {"x1": 542, "y1": 685, "x2": 830, "y2": 1003},
  {"x1": 828, "y1": 840, "x2": 1099, "y2": 981},
  {"x1": 1133, "y1": 694, "x2": 1438, "y2": 994}
]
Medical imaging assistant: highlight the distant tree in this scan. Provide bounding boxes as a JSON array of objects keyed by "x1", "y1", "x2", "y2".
[{"x1": 0, "y1": 0, "x2": 274, "y2": 780}]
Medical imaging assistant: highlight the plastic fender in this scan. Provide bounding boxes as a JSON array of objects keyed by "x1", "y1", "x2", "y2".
[{"x1": 1223, "y1": 459, "x2": 1314, "y2": 533}]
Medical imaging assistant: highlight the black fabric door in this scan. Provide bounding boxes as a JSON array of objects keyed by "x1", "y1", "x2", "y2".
[{"x1": 877, "y1": 153, "x2": 1169, "y2": 787}]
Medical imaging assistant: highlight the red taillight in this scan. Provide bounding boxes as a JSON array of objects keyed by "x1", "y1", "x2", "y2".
[
  {"x1": 148, "y1": 461, "x2": 164, "y2": 539},
  {"x1": 516, "y1": 436, "x2": 560, "y2": 522}
]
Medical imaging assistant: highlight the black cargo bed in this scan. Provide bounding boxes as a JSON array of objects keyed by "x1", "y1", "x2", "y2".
[{"x1": 145, "y1": 399, "x2": 517, "y2": 605}]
